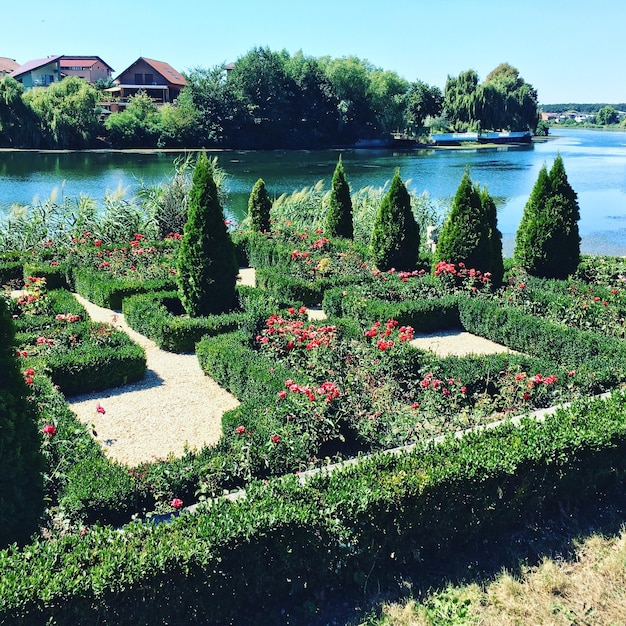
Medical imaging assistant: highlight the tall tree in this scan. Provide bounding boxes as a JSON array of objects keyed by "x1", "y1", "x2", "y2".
[
  {"x1": 514, "y1": 155, "x2": 580, "y2": 278},
  {"x1": 25, "y1": 76, "x2": 100, "y2": 148},
  {"x1": 0, "y1": 76, "x2": 39, "y2": 147},
  {"x1": 177, "y1": 153, "x2": 239, "y2": 316},
  {"x1": 0, "y1": 296, "x2": 44, "y2": 547},
  {"x1": 370, "y1": 169, "x2": 420, "y2": 270},
  {"x1": 325, "y1": 156, "x2": 353, "y2": 239},
  {"x1": 405, "y1": 80, "x2": 444, "y2": 130}
]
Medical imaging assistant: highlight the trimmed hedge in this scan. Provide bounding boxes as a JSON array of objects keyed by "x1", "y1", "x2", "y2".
[
  {"x1": 23, "y1": 262, "x2": 70, "y2": 290},
  {"x1": 0, "y1": 261, "x2": 24, "y2": 286},
  {"x1": 73, "y1": 267, "x2": 176, "y2": 309},
  {"x1": 122, "y1": 290, "x2": 246, "y2": 352},
  {"x1": 1, "y1": 391, "x2": 626, "y2": 624}
]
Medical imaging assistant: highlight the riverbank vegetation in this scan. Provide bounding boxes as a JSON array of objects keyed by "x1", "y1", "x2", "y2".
[
  {"x1": 1, "y1": 51, "x2": 541, "y2": 150},
  {"x1": 1, "y1": 155, "x2": 626, "y2": 623}
]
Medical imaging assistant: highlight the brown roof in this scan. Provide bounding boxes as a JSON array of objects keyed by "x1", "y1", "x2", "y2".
[
  {"x1": 117, "y1": 57, "x2": 186, "y2": 86},
  {"x1": 0, "y1": 57, "x2": 20, "y2": 74},
  {"x1": 10, "y1": 55, "x2": 63, "y2": 79},
  {"x1": 60, "y1": 56, "x2": 114, "y2": 71}
]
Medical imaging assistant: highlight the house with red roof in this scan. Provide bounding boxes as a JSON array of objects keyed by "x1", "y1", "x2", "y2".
[
  {"x1": 60, "y1": 56, "x2": 114, "y2": 83},
  {"x1": 0, "y1": 57, "x2": 20, "y2": 78},
  {"x1": 102, "y1": 57, "x2": 187, "y2": 111}
]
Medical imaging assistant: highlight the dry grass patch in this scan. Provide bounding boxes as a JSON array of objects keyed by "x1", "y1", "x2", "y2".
[{"x1": 374, "y1": 528, "x2": 626, "y2": 625}]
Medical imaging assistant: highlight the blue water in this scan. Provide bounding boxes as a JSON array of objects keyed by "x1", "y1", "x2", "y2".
[{"x1": 1, "y1": 128, "x2": 625, "y2": 255}]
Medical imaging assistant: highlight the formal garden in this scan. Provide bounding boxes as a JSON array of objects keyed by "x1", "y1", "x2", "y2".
[{"x1": 1, "y1": 152, "x2": 626, "y2": 624}]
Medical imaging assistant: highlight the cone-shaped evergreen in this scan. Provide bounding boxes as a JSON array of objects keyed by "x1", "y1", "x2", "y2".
[
  {"x1": 325, "y1": 156, "x2": 353, "y2": 239},
  {"x1": 247, "y1": 178, "x2": 272, "y2": 233},
  {"x1": 479, "y1": 186, "x2": 505, "y2": 285},
  {"x1": 514, "y1": 155, "x2": 580, "y2": 278},
  {"x1": 434, "y1": 171, "x2": 504, "y2": 283},
  {"x1": 0, "y1": 297, "x2": 44, "y2": 547},
  {"x1": 177, "y1": 153, "x2": 239, "y2": 316},
  {"x1": 370, "y1": 169, "x2": 420, "y2": 270}
]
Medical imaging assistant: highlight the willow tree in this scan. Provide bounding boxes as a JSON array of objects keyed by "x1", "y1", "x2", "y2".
[
  {"x1": 177, "y1": 152, "x2": 239, "y2": 316},
  {"x1": 325, "y1": 156, "x2": 353, "y2": 239},
  {"x1": 370, "y1": 169, "x2": 420, "y2": 270}
]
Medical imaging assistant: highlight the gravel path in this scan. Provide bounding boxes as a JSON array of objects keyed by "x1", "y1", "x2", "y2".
[
  {"x1": 61, "y1": 266, "x2": 512, "y2": 467},
  {"x1": 67, "y1": 294, "x2": 240, "y2": 468}
]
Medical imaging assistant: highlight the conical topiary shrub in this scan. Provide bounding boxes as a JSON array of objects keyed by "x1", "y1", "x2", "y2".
[
  {"x1": 325, "y1": 156, "x2": 353, "y2": 239},
  {"x1": 0, "y1": 296, "x2": 44, "y2": 547},
  {"x1": 514, "y1": 155, "x2": 580, "y2": 279},
  {"x1": 247, "y1": 178, "x2": 272, "y2": 233},
  {"x1": 370, "y1": 169, "x2": 420, "y2": 270},
  {"x1": 434, "y1": 171, "x2": 504, "y2": 284},
  {"x1": 177, "y1": 152, "x2": 239, "y2": 316}
]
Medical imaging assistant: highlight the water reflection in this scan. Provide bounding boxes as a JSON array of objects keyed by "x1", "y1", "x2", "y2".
[{"x1": 1, "y1": 128, "x2": 625, "y2": 255}]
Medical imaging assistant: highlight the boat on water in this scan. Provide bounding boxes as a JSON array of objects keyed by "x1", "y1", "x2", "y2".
[{"x1": 392, "y1": 130, "x2": 532, "y2": 148}]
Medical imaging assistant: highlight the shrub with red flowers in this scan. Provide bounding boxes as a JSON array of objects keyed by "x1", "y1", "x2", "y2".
[
  {"x1": 433, "y1": 261, "x2": 492, "y2": 294},
  {"x1": 255, "y1": 307, "x2": 339, "y2": 376}
]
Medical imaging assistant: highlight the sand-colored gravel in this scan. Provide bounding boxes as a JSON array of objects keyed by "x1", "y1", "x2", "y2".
[{"x1": 44, "y1": 265, "x2": 513, "y2": 466}]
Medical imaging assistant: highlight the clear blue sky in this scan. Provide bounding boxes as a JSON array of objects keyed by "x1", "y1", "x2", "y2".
[{"x1": 3, "y1": 0, "x2": 625, "y2": 104}]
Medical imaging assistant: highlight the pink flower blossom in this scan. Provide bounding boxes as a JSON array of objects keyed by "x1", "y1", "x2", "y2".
[
  {"x1": 42, "y1": 424, "x2": 56, "y2": 436},
  {"x1": 170, "y1": 498, "x2": 183, "y2": 509},
  {"x1": 271, "y1": 434, "x2": 281, "y2": 444},
  {"x1": 96, "y1": 403, "x2": 106, "y2": 414},
  {"x1": 235, "y1": 425, "x2": 246, "y2": 434}
]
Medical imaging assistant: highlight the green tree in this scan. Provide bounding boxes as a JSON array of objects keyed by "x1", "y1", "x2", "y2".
[
  {"x1": 227, "y1": 47, "x2": 299, "y2": 148},
  {"x1": 325, "y1": 156, "x2": 353, "y2": 239},
  {"x1": 370, "y1": 169, "x2": 420, "y2": 270},
  {"x1": 177, "y1": 153, "x2": 238, "y2": 316},
  {"x1": 595, "y1": 105, "x2": 619, "y2": 125},
  {"x1": 24, "y1": 76, "x2": 100, "y2": 148},
  {"x1": 0, "y1": 76, "x2": 39, "y2": 147},
  {"x1": 247, "y1": 178, "x2": 272, "y2": 233},
  {"x1": 104, "y1": 91, "x2": 160, "y2": 147},
  {"x1": 405, "y1": 80, "x2": 444, "y2": 130},
  {"x1": 182, "y1": 65, "x2": 235, "y2": 146},
  {"x1": 434, "y1": 171, "x2": 503, "y2": 282},
  {"x1": 0, "y1": 296, "x2": 44, "y2": 547},
  {"x1": 514, "y1": 155, "x2": 580, "y2": 278}
]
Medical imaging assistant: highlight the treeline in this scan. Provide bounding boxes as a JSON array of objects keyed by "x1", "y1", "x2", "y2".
[
  {"x1": 0, "y1": 48, "x2": 540, "y2": 150},
  {"x1": 541, "y1": 103, "x2": 626, "y2": 113}
]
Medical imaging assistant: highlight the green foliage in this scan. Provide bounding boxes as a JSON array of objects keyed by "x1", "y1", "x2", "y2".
[
  {"x1": 514, "y1": 155, "x2": 580, "y2": 278},
  {"x1": 24, "y1": 77, "x2": 100, "y2": 148},
  {"x1": 0, "y1": 296, "x2": 44, "y2": 547},
  {"x1": 595, "y1": 105, "x2": 619, "y2": 125},
  {"x1": 444, "y1": 64, "x2": 539, "y2": 132},
  {"x1": 123, "y1": 290, "x2": 244, "y2": 352},
  {"x1": 434, "y1": 171, "x2": 504, "y2": 282},
  {"x1": 370, "y1": 170, "x2": 420, "y2": 270},
  {"x1": 177, "y1": 153, "x2": 239, "y2": 316},
  {"x1": 324, "y1": 156, "x2": 354, "y2": 239},
  {"x1": 247, "y1": 178, "x2": 272, "y2": 233}
]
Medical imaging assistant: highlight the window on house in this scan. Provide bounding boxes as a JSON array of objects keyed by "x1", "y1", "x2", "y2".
[
  {"x1": 145, "y1": 73, "x2": 153, "y2": 84},
  {"x1": 134, "y1": 73, "x2": 143, "y2": 85}
]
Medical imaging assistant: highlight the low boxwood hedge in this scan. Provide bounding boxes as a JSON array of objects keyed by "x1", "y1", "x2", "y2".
[
  {"x1": 73, "y1": 267, "x2": 176, "y2": 309},
  {"x1": 122, "y1": 290, "x2": 246, "y2": 352},
  {"x1": 1, "y1": 391, "x2": 625, "y2": 625}
]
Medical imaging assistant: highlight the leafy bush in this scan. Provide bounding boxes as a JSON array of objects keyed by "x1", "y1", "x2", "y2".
[{"x1": 247, "y1": 178, "x2": 272, "y2": 233}]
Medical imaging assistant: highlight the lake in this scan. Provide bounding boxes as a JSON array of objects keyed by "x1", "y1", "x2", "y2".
[{"x1": 1, "y1": 127, "x2": 625, "y2": 256}]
